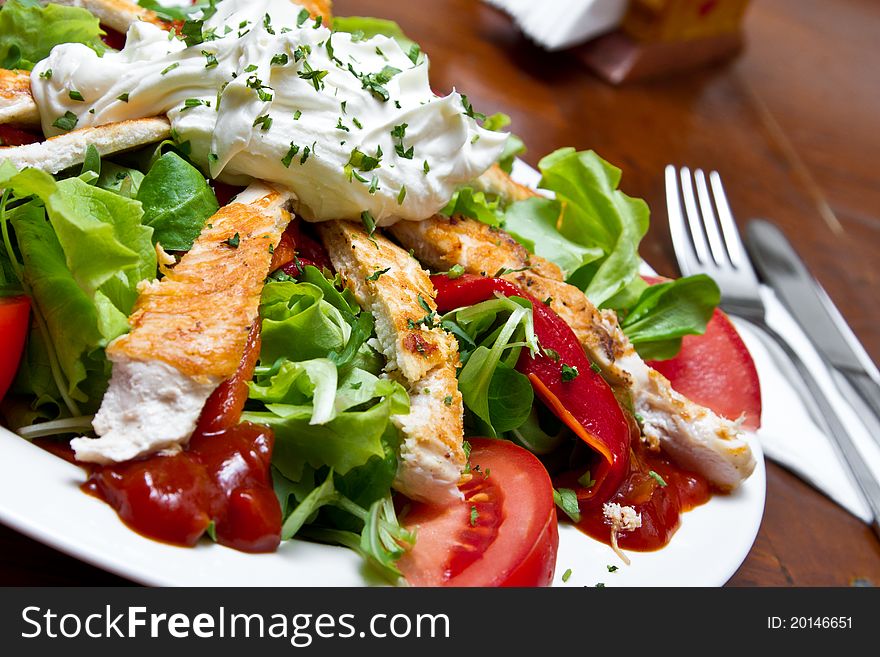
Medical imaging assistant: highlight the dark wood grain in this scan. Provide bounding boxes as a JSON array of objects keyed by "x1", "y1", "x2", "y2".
[{"x1": 2, "y1": 0, "x2": 878, "y2": 586}]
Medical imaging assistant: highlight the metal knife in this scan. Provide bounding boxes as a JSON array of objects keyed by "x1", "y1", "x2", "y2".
[{"x1": 746, "y1": 219, "x2": 880, "y2": 445}]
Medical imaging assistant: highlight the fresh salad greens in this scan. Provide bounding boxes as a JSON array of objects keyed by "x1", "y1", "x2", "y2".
[
  {"x1": 0, "y1": 144, "x2": 217, "y2": 419},
  {"x1": 242, "y1": 267, "x2": 414, "y2": 581},
  {"x1": 0, "y1": 0, "x2": 106, "y2": 71}
]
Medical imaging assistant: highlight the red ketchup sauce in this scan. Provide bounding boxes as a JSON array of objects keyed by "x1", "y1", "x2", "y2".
[
  {"x1": 82, "y1": 325, "x2": 282, "y2": 553},
  {"x1": 573, "y1": 440, "x2": 712, "y2": 551}
]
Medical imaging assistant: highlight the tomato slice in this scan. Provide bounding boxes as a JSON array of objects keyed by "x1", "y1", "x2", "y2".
[
  {"x1": 398, "y1": 438, "x2": 558, "y2": 587},
  {"x1": 0, "y1": 296, "x2": 30, "y2": 402},
  {"x1": 648, "y1": 308, "x2": 762, "y2": 430}
]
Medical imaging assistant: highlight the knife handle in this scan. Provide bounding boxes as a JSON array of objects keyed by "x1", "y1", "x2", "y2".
[{"x1": 749, "y1": 319, "x2": 880, "y2": 540}]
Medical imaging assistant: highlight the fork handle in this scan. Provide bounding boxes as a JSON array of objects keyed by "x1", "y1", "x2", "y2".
[{"x1": 746, "y1": 318, "x2": 880, "y2": 540}]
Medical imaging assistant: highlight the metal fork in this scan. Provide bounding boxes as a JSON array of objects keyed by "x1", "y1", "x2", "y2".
[{"x1": 665, "y1": 165, "x2": 880, "y2": 539}]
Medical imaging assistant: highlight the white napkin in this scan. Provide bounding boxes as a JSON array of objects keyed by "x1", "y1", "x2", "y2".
[
  {"x1": 733, "y1": 287, "x2": 880, "y2": 523},
  {"x1": 484, "y1": 0, "x2": 627, "y2": 51}
]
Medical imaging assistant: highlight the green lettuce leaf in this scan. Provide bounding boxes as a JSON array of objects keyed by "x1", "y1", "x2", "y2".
[
  {"x1": 537, "y1": 148, "x2": 649, "y2": 306},
  {"x1": 332, "y1": 16, "x2": 418, "y2": 52},
  {"x1": 136, "y1": 152, "x2": 218, "y2": 251},
  {"x1": 620, "y1": 274, "x2": 721, "y2": 360},
  {"x1": 1, "y1": 163, "x2": 156, "y2": 409},
  {"x1": 0, "y1": 0, "x2": 106, "y2": 70},
  {"x1": 503, "y1": 196, "x2": 603, "y2": 279},
  {"x1": 441, "y1": 187, "x2": 503, "y2": 226}
]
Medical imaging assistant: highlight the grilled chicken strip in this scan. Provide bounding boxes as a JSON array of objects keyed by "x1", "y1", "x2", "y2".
[
  {"x1": 0, "y1": 69, "x2": 40, "y2": 127},
  {"x1": 317, "y1": 221, "x2": 465, "y2": 504},
  {"x1": 71, "y1": 183, "x2": 292, "y2": 463},
  {"x1": 390, "y1": 214, "x2": 755, "y2": 491},
  {"x1": 0, "y1": 117, "x2": 171, "y2": 173}
]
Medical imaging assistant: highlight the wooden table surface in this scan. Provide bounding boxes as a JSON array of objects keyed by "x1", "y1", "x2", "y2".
[{"x1": 2, "y1": 0, "x2": 879, "y2": 585}]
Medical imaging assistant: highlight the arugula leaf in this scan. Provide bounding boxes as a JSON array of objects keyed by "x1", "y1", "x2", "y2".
[
  {"x1": 537, "y1": 148, "x2": 649, "y2": 306},
  {"x1": 135, "y1": 0, "x2": 211, "y2": 21},
  {"x1": 136, "y1": 152, "x2": 219, "y2": 251},
  {"x1": 280, "y1": 468, "x2": 339, "y2": 540},
  {"x1": 619, "y1": 274, "x2": 720, "y2": 360},
  {"x1": 0, "y1": 0, "x2": 106, "y2": 70},
  {"x1": 503, "y1": 197, "x2": 602, "y2": 279}
]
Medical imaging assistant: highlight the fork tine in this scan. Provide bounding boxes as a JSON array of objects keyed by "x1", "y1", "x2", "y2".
[
  {"x1": 694, "y1": 169, "x2": 728, "y2": 266},
  {"x1": 678, "y1": 167, "x2": 712, "y2": 267},
  {"x1": 665, "y1": 165, "x2": 700, "y2": 277},
  {"x1": 708, "y1": 171, "x2": 748, "y2": 268}
]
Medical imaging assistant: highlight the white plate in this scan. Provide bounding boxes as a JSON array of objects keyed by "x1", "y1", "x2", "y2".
[{"x1": 0, "y1": 158, "x2": 766, "y2": 586}]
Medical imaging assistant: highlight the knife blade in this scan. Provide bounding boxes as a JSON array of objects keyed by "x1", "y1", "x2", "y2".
[{"x1": 745, "y1": 219, "x2": 880, "y2": 436}]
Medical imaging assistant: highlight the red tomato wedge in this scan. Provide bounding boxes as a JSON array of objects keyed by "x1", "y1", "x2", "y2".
[
  {"x1": 0, "y1": 295, "x2": 30, "y2": 402},
  {"x1": 648, "y1": 307, "x2": 762, "y2": 430},
  {"x1": 398, "y1": 438, "x2": 558, "y2": 587}
]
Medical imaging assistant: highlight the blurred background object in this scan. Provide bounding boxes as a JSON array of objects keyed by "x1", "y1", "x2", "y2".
[{"x1": 488, "y1": 0, "x2": 751, "y2": 83}]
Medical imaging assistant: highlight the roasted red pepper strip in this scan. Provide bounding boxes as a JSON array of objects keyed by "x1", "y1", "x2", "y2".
[{"x1": 432, "y1": 274, "x2": 631, "y2": 503}]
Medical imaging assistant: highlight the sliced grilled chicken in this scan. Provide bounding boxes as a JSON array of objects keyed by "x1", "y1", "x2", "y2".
[
  {"x1": 391, "y1": 214, "x2": 755, "y2": 491},
  {"x1": 71, "y1": 183, "x2": 292, "y2": 464},
  {"x1": 317, "y1": 220, "x2": 465, "y2": 504},
  {"x1": 0, "y1": 117, "x2": 171, "y2": 173},
  {"x1": 0, "y1": 69, "x2": 40, "y2": 127},
  {"x1": 44, "y1": 0, "x2": 169, "y2": 34}
]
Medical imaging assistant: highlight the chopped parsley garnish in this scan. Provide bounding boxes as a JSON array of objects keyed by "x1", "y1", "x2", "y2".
[
  {"x1": 595, "y1": 583, "x2": 606, "y2": 588},
  {"x1": 543, "y1": 347, "x2": 560, "y2": 362},
  {"x1": 116, "y1": 92, "x2": 130, "y2": 103},
  {"x1": 52, "y1": 111, "x2": 78, "y2": 132},
  {"x1": 360, "y1": 210, "x2": 376, "y2": 236},
  {"x1": 270, "y1": 52, "x2": 289, "y2": 66},
  {"x1": 293, "y1": 110, "x2": 302, "y2": 120},
  {"x1": 296, "y1": 8, "x2": 309, "y2": 26},
  {"x1": 336, "y1": 117, "x2": 350, "y2": 132},
  {"x1": 561, "y1": 364, "x2": 579, "y2": 382},
  {"x1": 443, "y1": 395, "x2": 453, "y2": 406},
  {"x1": 553, "y1": 488, "x2": 581, "y2": 523},
  {"x1": 182, "y1": 98, "x2": 210, "y2": 111},
  {"x1": 224, "y1": 232, "x2": 240, "y2": 248},
  {"x1": 281, "y1": 142, "x2": 300, "y2": 168},
  {"x1": 562, "y1": 568, "x2": 573, "y2": 583},
  {"x1": 391, "y1": 123, "x2": 414, "y2": 159},
  {"x1": 544, "y1": 296, "x2": 554, "y2": 305},
  {"x1": 366, "y1": 267, "x2": 390, "y2": 281},
  {"x1": 493, "y1": 266, "x2": 529, "y2": 277},
  {"x1": 634, "y1": 413, "x2": 644, "y2": 424},
  {"x1": 161, "y1": 62, "x2": 180, "y2": 75},
  {"x1": 469, "y1": 506, "x2": 479, "y2": 527},
  {"x1": 648, "y1": 470, "x2": 668, "y2": 487},
  {"x1": 375, "y1": 46, "x2": 386, "y2": 59},
  {"x1": 202, "y1": 50, "x2": 219, "y2": 69},
  {"x1": 577, "y1": 470, "x2": 596, "y2": 488},
  {"x1": 407, "y1": 44, "x2": 421, "y2": 65},
  {"x1": 313, "y1": 15, "x2": 323, "y2": 29},
  {"x1": 39, "y1": 69, "x2": 52, "y2": 80},
  {"x1": 368, "y1": 175, "x2": 379, "y2": 194},
  {"x1": 253, "y1": 114, "x2": 272, "y2": 131},
  {"x1": 344, "y1": 146, "x2": 382, "y2": 181},
  {"x1": 446, "y1": 264, "x2": 465, "y2": 279},
  {"x1": 298, "y1": 61, "x2": 329, "y2": 91},
  {"x1": 347, "y1": 63, "x2": 400, "y2": 102},
  {"x1": 68, "y1": 90, "x2": 84, "y2": 102},
  {"x1": 246, "y1": 75, "x2": 274, "y2": 102},
  {"x1": 262, "y1": 13, "x2": 275, "y2": 35},
  {"x1": 590, "y1": 362, "x2": 602, "y2": 374},
  {"x1": 244, "y1": 64, "x2": 259, "y2": 73},
  {"x1": 207, "y1": 153, "x2": 219, "y2": 163},
  {"x1": 397, "y1": 185, "x2": 407, "y2": 205},
  {"x1": 299, "y1": 144, "x2": 312, "y2": 165},
  {"x1": 293, "y1": 44, "x2": 312, "y2": 62},
  {"x1": 352, "y1": 117, "x2": 363, "y2": 129},
  {"x1": 340, "y1": 100, "x2": 347, "y2": 114},
  {"x1": 423, "y1": 160, "x2": 430, "y2": 174},
  {"x1": 607, "y1": 565, "x2": 619, "y2": 573},
  {"x1": 460, "y1": 94, "x2": 486, "y2": 121},
  {"x1": 417, "y1": 295, "x2": 432, "y2": 314}
]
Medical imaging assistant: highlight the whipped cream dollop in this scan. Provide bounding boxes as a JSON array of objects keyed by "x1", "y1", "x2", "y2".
[{"x1": 30, "y1": 0, "x2": 506, "y2": 223}]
